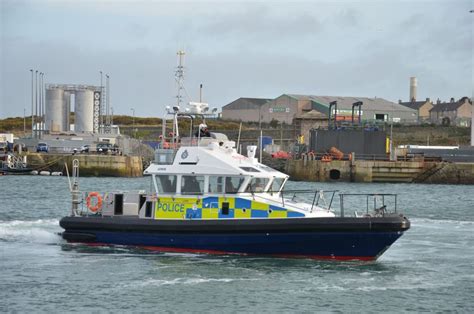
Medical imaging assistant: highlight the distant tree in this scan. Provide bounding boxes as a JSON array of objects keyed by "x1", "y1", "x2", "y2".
[{"x1": 269, "y1": 119, "x2": 279, "y2": 129}]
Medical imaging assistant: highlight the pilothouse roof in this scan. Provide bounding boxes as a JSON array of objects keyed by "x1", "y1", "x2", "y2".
[{"x1": 145, "y1": 141, "x2": 287, "y2": 179}]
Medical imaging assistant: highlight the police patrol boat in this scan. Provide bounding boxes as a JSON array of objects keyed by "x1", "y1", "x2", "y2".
[{"x1": 60, "y1": 105, "x2": 410, "y2": 261}]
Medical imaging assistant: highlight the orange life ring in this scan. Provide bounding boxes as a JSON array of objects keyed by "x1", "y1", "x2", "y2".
[{"x1": 86, "y1": 192, "x2": 103, "y2": 213}]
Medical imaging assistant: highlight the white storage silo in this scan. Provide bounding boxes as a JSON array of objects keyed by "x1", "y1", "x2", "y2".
[
  {"x1": 63, "y1": 92, "x2": 71, "y2": 131},
  {"x1": 75, "y1": 89, "x2": 94, "y2": 133},
  {"x1": 45, "y1": 88, "x2": 65, "y2": 132}
]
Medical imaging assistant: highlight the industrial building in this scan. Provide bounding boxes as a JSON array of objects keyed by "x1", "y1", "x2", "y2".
[
  {"x1": 16, "y1": 82, "x2": 129, "y2": 154},
  {"x1": 222, "y1": 94, "x2": 418, "y2": 125},
  {"x1": 398, "y1": 98, "x2": 433, "y2": 122},
  {"x1": 221, "y1": 97, "x2": 272, "y2": 123}
]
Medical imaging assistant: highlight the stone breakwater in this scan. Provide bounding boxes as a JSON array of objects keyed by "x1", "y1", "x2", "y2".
[
  {"x1": 283, "y1": 158, "x2": 474, "y2": 184},
  {"x1": 26, "y1": 153, "x2": 143, "y2": 177}
]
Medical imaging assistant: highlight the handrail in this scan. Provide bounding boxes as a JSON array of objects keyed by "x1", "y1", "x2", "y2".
[
  {"x1": 339, "y1": 193, "x2": 398, "y2": 217},
  {"x1": 75, "y1": 190, "x2": 399, "y2": 218}
]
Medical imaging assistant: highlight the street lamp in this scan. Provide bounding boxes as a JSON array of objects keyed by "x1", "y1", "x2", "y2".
[
  {"x1": 106, "y1": 74, "x2": 110, "y2": 131},
  {"x1": 35, "y1": 70, "x2": 38, "y2": 138},
  {"x1": 40, "y1": 72, "x2": 43, "y2": 138},
  {"x1": 99, "y1": 71, "x2": 103, "y2": 131},
  {"x1": 30, "y1": 69, "x2": 34, "y2": 137}
]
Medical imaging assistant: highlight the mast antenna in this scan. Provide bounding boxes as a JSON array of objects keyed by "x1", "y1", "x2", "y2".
[{"x1": 175, "y1": 50, "x2": 186, "y2": 108}]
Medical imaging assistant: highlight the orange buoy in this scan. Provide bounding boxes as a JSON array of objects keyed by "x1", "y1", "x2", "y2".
[{"x1": 86, "y1": 192, "x2": 103, "y2": 213}]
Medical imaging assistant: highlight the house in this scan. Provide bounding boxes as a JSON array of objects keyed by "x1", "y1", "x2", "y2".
[
  {"x1": 398, "y1": 98, "x2": 433, "y2": 122},
  {"x1": 429, "y1": 97, "x2": 472, "y2": 126}
]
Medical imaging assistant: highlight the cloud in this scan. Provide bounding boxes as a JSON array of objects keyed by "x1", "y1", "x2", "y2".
[{"x1": 0, "y1": 0, "x2": 472, "y2": 118}]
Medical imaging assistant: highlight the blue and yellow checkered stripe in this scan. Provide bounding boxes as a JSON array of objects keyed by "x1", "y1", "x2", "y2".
[{"x1": 154, "y1": 196, "x2": 305, "y2": 219}]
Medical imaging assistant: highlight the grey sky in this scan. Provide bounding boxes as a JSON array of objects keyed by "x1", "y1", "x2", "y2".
[{"x1": 0, "y1": 0, "x2": 472, "y2": 118}]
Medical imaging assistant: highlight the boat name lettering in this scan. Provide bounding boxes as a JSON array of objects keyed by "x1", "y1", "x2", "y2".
[
  {"x1": 156, "y1": 168, "x2": 166, "y2": 171},
  {"x1": 157, "y1": 202, "x2": 185, "y2": 212}
]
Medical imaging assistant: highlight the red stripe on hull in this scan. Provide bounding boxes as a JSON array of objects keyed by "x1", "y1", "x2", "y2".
[
  {"x1": 139, "y1": 245, "x2": 376, "y2": 261},
  {"x1": 67, "y1": 241, "x2": 376, "y2": 261}
]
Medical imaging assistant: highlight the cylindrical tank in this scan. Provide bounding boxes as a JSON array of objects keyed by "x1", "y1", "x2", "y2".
[
  {"x1": 63, "y1": 92, "x2": 71, "y2": 131},
  {"x1": 45, "y1": 88, "x2": 65, "y2": 132},
  {"x1": 409, "y1": 77, "x2": 417, "y2": 101},
  {"x1": 75, "y1": 89, "x2": 94, "y2": 132}
]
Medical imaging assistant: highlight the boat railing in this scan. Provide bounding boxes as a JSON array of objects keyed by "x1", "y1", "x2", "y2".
[
  {"x1": 74, "y1": 191, "x2": 104, "y2": 216},
  {"x1": 338, "y1": 193, "x2": 398, "y2": 217},
  {"x1": 74, "y1": 190, "x2": 398, "y2": 219},
  {"x1": 281, "y1": 189, "x2": 338, "y2": 212},
  {"x1": 75, "y1": 191, "x2": 146, "y2": 216},
  {"x1": 244, "y1": 189, "x2": 338, "y2": 213}
]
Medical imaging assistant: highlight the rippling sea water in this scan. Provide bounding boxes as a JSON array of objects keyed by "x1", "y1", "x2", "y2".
[{"x1": 1, "y1": 176, "x2": 473, "y2": 312}]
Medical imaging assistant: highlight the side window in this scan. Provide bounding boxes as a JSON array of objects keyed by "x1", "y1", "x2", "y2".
[
  {"x1": 209, "y1": 176, "x2": 224, "y2": 193},
  {"x1": 181, "y1": 175, "x2": 204, "y2": 195},
  {"x1": 245, "y1": 178, "x2": 269, "y2": 193},
  {"x1": 225, "y1": 177, "x2": 244, "y2": 194},
  {"x1": 156, "y1": 175, "x2": 177, "y2": 193}
]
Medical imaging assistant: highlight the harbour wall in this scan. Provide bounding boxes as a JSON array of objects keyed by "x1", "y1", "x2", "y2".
[
  {"x1": 27, "y1": 153, "x2": 143, "y2": 177},
  {"x1": 283, "y1": 158, "x2": 474, "y2": 184}
]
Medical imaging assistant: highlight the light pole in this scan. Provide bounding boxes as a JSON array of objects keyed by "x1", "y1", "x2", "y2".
[
  {"x1": 35, "y1": 70, "x2": 38, "y2": 138},
  {"x1": 39, "y1": 72, "x2": 43, "y2": 138},
  {"x1": 130, "y1": 108, "x2": 135, "y2": 138},
  {"x1": 99, "y1": 71, "x2": 103, "y2": 131},
  {"x1": 106, "y1": 74, "x2": 110, "y2": 132},
  {"x1": 23, "y1": 108, "x2": 26, "y2": 134},
  {"x1": 42, "y1": 72, "x2": 45, "y2": 137},
  {"x1": 30, "y1": 69, "x2": 34, "y2": 137},
  {"x1": 470, "y1": 9, "x2": 473, "y2": 145}
]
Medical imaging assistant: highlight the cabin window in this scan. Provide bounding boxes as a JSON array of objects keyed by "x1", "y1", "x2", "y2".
[
  {"x1": 270, "y1": 178, "x2": 285, "y2": 193},
  {"x1": 245, "y1": 178, "x2": 269, "y2": 193},
  {"x1": 209, "y1": 176, "x2": 224, "y2": 193},
  {"x1": 239, "y1": 167, "x2": 260, "y2": 173},
  {"x1": 257, "y1": 164, "x2": 277, "y2": 172},
  {"x1": 225, "y1": 177, "x2": 244, "y2": 194},
  {"x1": 181, "y1": 175, "x2": 204, "y2": 195},
  {"x1": 156, "y1": 175, "x2": 177, "y2": 193}
]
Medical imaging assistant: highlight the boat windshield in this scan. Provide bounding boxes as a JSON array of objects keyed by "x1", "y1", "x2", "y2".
[
  {"x1": 245, "y1": 177, "x2": 269, "y2": 193},
  {"x1": 225, "y1": 177, "x2": 244, "y2": 194},
  {"x1": 270, "y1": 177, "x2": 285, "y2": 193}
]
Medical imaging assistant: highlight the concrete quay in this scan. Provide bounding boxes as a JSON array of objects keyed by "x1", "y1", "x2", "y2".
[
  {"x1": 284, "y1": 158, "x2": 474, "y2": 184},
  {"x1": 26, "y1": 153, "x2": 143, "y2": 177}
]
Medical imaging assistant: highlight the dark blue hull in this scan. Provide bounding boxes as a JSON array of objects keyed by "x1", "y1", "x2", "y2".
[
  {"x1": 60, "y1": 216, "x2": 410, "y2": 261},
  {"x1": 88, "y1": 230, "x2": 403, "y2": 260}
]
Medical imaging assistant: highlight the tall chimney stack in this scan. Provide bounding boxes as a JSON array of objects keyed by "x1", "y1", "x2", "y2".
[{"x1": 409, "y1": 77, "x2": 417, "y2": 101}]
